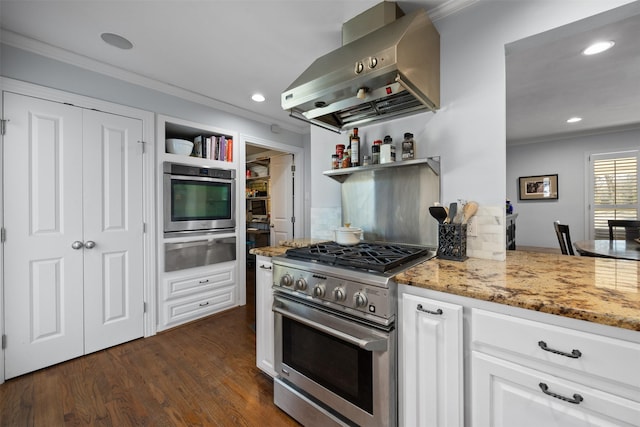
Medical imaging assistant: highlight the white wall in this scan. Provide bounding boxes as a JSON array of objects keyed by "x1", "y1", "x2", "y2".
[{"x1": 507, "y1": 128, "x2": 640, "y2": 248}]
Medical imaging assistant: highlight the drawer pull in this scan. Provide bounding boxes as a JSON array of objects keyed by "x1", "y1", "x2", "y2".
[
  {"x1": 417, "y1": 304, "x2": 443, "y2": 315},
  {"x1": 199, "y1": 301, "x2": 210, "y2": 307},
  {"x1": 539, "y1": 382, "x2": 583, "y2": 405},
  {"x1": 259, "y1": 264, "x2": 272, "y2": 270},
  {"x1": 199, "y1": 279, "x2": 210, "y2": 284},
  {"x1": 538, "y1": 340, "x2": 582, "y2": 358}
]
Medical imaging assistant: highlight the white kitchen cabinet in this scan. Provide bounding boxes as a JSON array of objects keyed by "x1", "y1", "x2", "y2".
[
  {"x1": 156, "y1": 115, "x2": 241, "y2": 330},
  {"x1": 255, "y1": 255, "x2": 277, "y2": 377},
  {"x1": 399, "y1": 291, "x2": 464, "y2": 427},
  {"x1": 158, "y1": 264, "x2": 236, "y2": 331},
  {"x1": 471, "y1": 309, "x2": 640, "y2": 427}
]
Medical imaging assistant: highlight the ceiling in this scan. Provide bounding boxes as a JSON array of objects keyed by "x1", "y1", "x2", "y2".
[
  {"x1": 0, "y1": 0, "x2": 471, "y2": 135},
  {"x1": 2, "y1": 1, "x2": 638, "y2": 142},
  {"x1": 506, "y1": 2, "x2": 640, "y2": 145}
]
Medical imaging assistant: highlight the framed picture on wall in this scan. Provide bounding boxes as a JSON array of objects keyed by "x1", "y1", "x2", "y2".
[{"x1": 518, "y1": 174, "x2": 558, "y2": 200}]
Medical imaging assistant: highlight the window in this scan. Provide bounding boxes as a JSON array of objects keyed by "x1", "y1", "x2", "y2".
[{"x1": 590, "y1": 150, "x2": 639, "y2": 239}]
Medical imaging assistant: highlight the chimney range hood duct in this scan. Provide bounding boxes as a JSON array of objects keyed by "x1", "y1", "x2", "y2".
[{"x1": 282, "y1": 2, "x2": 440, "y2": 133}]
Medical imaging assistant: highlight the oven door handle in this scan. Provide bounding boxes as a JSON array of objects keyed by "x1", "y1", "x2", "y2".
[{"x1": 273, "y1": 305, "x2": 387, "y2": 351}]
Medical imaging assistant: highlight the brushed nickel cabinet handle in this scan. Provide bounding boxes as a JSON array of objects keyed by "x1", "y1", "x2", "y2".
[
  {"x1": 539, "y1": 382, "x2": 583, "y2": 404},
  {"x1": 417, "y1": 304, "x2": 443, "y2": 315},
  {"x1": 538, "y1": 341, "x2": 582, "y2": 358}
]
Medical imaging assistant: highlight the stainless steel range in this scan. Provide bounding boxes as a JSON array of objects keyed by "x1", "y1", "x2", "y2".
[{"x1": 272, "y1": 241, "x2": 435, "y2": 427}]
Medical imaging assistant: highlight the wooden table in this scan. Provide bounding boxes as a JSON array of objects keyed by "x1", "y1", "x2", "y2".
[{"x1": 574, "y1": 239, "x2": 640, "y2": 261}]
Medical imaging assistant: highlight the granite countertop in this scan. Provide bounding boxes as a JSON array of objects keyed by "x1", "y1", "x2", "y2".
[
  {"x1": 249, "y1": 238, "x2": 328, "y2": 257},
  {"x1": 249, "y1": 241, "x2": 640, "y2": 332},
  {"x1": 396, "y1": 251, "x2": 640, "y2": 332}
]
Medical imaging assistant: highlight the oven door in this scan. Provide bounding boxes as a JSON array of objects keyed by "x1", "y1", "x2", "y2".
[
  {"x1": 163, "y1": 173, "x2": 235, "y2": 234},
  {"x1": 273, "y1": 293, "x2": 396, "y2": 427}
]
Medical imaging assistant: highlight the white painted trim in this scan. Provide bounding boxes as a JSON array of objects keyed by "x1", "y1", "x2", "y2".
[
  {"x1": 0, "y1": 77, "x2": 157, "y2": 376},
  {"x1": 1, "y1": 30, "x2": 308, "y2": 135},
  {"x1": 429, "y1": 0, "x2": 477, "y2": 22}
]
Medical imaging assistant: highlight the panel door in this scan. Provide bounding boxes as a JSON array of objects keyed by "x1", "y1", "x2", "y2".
[
  {"x1": 82, "y1": 110, "x2": 144, "y2": 354},
  {"x1": 3, "y1": 92, "x2": 85, "y2": 379},
  {"x1": 270, "y1": 154, "x2": 293, "y2": 243},
  {"x1": 255, "y1": 256, "x2": 276, "y2": 377},
  {"x1": 401, "y1": 293, "x2": 463, "y2": 427}
]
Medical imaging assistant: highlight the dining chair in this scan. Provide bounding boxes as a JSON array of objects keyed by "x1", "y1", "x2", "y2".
[
  {"x1": 607, "y1": 220, "x2": 640, "y2": 240},
  {"x1": 553, "y1": 221, "x2": 575, "y2": 255}
]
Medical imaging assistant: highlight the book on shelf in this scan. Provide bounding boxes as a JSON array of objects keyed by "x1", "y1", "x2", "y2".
[{"x1": 192, "y1": 135, "x2": 233, "y2": 162}]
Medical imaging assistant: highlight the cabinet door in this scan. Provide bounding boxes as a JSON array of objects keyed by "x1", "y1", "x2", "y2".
[
  {"x1": 255, "y1": 256, "x2": 277, "y2": 377},
  {"x1": 82, "y1": 110, "x2": 144, "y2": 354},
  {"x1": 400, "y1": 293, "x2": 463, "y2": 427},
  {"x1": 471, "y1": 351, "x2": 640, "y2": 427},
  {"x1": 3, "y1": 92, "x2": 85, "y2": 378}
]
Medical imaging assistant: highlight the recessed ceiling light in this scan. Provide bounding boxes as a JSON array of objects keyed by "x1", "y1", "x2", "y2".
[
  {"x1": 582, "y1": 40, "x2": 615, "y2": 56},
  {"x1": 252, "y1": 93, "x2": 266, "y2": 102},
  {"x1": 101, "y1": 32, "x2": 133, "y2": 50},
  {"x1": 566, "y1": 117, "x2": 583, "y2": 123}
]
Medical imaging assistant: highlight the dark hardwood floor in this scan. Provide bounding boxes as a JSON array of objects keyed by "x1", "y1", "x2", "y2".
[{"x1": 0, "y1": 266, "x2": 300, "y2": 426}]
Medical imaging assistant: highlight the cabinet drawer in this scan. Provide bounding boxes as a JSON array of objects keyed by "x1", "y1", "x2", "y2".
[
  {"x1": 471, "y1": 309, "x2": 640, "y2": 390},
  {"x1": 162, "y1": 286, "x2": 236, "y2": 328},
  {"x1": 472, "y1": 351, "x2": 640, "y2": 427},
  {"x1": 164, "y1": 267, "x2": 234, "y2": 300}
]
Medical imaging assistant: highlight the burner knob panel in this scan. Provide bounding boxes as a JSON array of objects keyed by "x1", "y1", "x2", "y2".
[
  {"x1": 333, "y1": 287, "x2": 346, "y2": 302},
  {"x1": 312, "y1": 284, "x2": 325, "y2": 298},
  {"x1": 280, "y1": 274, "x2": 293, "y2": 287},
  {"x1": 295, "y1": 278, "x2": 308, "y2": 291},
  {"x1": 354, "y1": 292, "x2": 368, "y2": 308}
]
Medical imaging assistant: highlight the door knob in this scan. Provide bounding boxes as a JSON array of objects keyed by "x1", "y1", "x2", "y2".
[
  {"x1": 71, "y1": 241, "x2": 84, "y2": 250},
  {"x1": 84, "y1": 240, "x2": 96, "y2": 249}
]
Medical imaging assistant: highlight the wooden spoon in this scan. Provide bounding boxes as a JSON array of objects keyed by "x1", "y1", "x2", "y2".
[{"x1": 462, "y1": 201, "x2": 479, "y2": 224}]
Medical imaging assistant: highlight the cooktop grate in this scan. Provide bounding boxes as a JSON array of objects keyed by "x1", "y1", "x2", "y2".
[{"x1": 285, "y1": 242, "x2": 431, "y2": 273}]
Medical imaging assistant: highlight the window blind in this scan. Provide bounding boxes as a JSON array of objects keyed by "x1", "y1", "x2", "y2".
[{"x1": 592, "y1": 153, "x2": 638, "y2": 239}]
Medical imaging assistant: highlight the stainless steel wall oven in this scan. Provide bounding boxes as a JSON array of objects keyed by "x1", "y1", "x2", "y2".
[{"x1": 163, "y1": 162, "x2": 235, "y2": 235}]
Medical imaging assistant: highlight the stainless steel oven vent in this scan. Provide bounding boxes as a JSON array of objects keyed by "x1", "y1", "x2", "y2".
[{"x1": 282, "y1": 2, "x2": 440, "y2": 132}]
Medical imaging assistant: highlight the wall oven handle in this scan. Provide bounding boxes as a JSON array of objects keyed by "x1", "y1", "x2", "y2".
[{"x1": 273, "y1": 305, "x2": 387, "y2": 352}]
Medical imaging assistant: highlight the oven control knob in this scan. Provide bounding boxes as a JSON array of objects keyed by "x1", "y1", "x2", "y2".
[
  {"x1": 295, "y1": 278, "x2": 308, "y2": 291},
  {"x1": 280, "y1": 274, "x2": 293, "y2": 287},
  {"x1": 354, "y1": 292, "x2": 368, "y2": 308},
  {"x1": 312, "y1": 284, "x2": 325, "y2": 298},
  {"x1": 333, "y1": 287, "x2": 346, "y2": 302}
]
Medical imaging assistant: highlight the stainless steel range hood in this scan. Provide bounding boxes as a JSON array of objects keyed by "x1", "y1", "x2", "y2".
[{"x1": 282, "y1": 2, "x2": 440, "y2": 133}]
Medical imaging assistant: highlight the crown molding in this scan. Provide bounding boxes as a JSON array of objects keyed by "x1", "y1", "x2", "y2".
[
  {"x1": 428, "y1": 0, "x2": 477, "y2": 21},
  {"x1": 1, "y1": 30, "x2": 309, "y2": 135}
]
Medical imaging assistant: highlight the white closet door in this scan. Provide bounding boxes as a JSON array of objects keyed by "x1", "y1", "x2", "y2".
[
  {"x1": 270, "y1": 154, "x2": 294, "y2": 243},
  {"x1": 3, "y1": 92, "x2": 85, "y2": 379},
  {"x1": 82, "y1": 110, "x2": 144, "y2": 354}
]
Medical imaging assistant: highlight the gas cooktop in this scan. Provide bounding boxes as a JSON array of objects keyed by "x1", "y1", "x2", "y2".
[{"x1": 284, "y1": 241, "x2": 434, "y2": 273}]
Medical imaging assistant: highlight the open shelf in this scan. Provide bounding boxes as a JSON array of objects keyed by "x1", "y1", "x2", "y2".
[{"x1": 323, "y1": 157, "x2": 440, "y2": 183}]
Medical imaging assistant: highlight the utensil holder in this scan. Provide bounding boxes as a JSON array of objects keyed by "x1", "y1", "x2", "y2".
[{"x1": 437, "y1": 224, "x2": 468, "y2": 261}]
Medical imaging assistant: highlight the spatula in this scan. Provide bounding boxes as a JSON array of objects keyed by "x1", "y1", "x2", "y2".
[
  {"x1": 447, "y1": 202, "x2": 457, "y2": 224},
  {"x1": 429, "y1": 206, "x2": 448, "y2": 224}
]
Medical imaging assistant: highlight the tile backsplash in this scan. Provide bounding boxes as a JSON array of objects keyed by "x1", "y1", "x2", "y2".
[{"x1": 466, "y1": 205, "x2": 506, "y2": 261}]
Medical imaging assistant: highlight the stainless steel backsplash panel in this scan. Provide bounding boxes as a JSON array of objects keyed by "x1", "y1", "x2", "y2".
[{"x1": 341, "y1": 163, "x2": 439, "y2": 246}]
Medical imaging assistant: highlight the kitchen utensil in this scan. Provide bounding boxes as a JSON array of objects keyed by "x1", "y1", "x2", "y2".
[
  {"x1": 429, "y1": 206, "x2": 448, "y2": 224},
  {"x1": 334, "y1": 226, "x2": 363, "y2": 245},
  {"x1": 447, "y1": 202, "x2": 457, "y2": 224},
  {"x1": 462, "y1": 201, "x2": 479, "y2": 224}
]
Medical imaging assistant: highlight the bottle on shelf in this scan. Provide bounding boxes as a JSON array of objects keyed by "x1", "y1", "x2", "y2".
[{"x1": 350, "y1": 128, "x2": 360, "y2": 167}]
